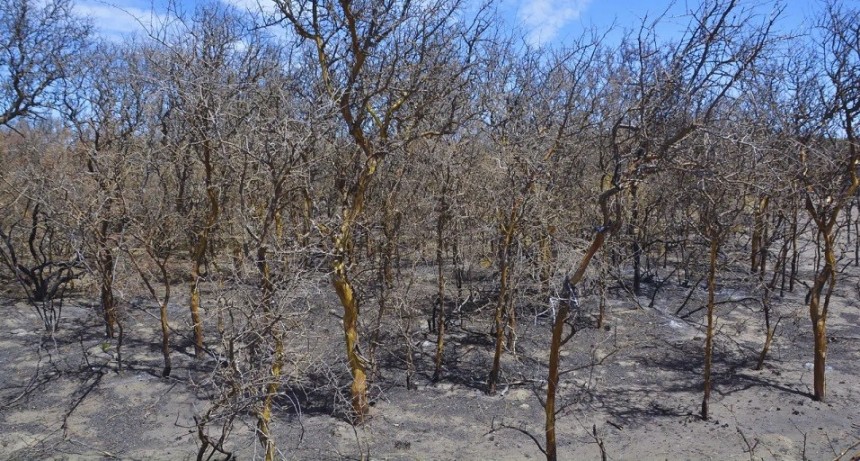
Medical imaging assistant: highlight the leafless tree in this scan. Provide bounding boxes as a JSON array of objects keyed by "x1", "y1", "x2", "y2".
[
  {"x1": 0, "y1": 0, "x2": 91, "y2": 127},
  {"x1": 61, "y1": 42, "x2": 153, "y2": 340},
  {"x1": 797, "y1": 2, "x2": 860, "y2": 402},
  {"x1": 276, "y1": 0, "x2": 490, "y2": 421},
  {"x1": 544, "y1": 1, "x2": 777, "y2": 458}
]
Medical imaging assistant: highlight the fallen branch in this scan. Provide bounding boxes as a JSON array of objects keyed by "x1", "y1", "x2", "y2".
[
  {"x1": 831, "y1": 438, "x2": 860, "y2": 461},
  {"x1": 487, "y1": 416, "x2": 547, "y2": 457}
]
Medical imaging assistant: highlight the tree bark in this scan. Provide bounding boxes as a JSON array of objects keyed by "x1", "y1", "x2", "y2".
[
  {"x1": 433, "y1": 194, "x2": 447, "y2": 381},
  {"x1": 630, "y1": 183, "x2": 641, "y2": 295},
  {"x1": 488, "y1": 204, "x2": 518, "y2": 395},
  {"x1": 189, "y1": 261, "x2": 206, "y2": 358},
  {"x1": 807, "y1": 228, "x2": 836, "y2": 401},
  {"x1": 546, "y1": 230, "x2": 607, "y2": 461},
  {"x1": 99, "y1": 244, "x2": 117, "y2": 338},
  {"x1": 257, "y1": 335, "x2": 284, "y2": 461},
  {"x1": 701, "y1": 234, "x2": 718, "y2": 420},
  {"x1": 334, "y1": 259, "x2": 369, "y2": 418},
  {"x1": 332, "y1": 155, "x2": 379, "y2": 421}
]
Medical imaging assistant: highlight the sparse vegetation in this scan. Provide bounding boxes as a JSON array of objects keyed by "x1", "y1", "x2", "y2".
[{"x1": 1, "y1": 0, "x2": 859, "y2": 459}]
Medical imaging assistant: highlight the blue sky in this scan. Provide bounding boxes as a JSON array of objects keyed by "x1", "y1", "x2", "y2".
[
  {"x1": 499, "y1": 0, "x2": 820, "y2": 47},
  {"x1": 74, "y1": 0, "x2": 822, "y2": 47}
]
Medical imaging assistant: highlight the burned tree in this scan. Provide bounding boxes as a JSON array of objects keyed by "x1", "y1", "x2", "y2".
[
  {"x1": 545, "y1": 0, "x2": 775, "y2": 457},
  {"x1": 277, "y1": 0, "x2": 488, "y2": 420}
]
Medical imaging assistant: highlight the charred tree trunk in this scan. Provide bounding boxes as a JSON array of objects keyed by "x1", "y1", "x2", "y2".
[
  {"x1": 789, "y1": 205, "x2": 799, "y2": 292},
  {"x1": 546, "y1": 229, "x2": 608, "y2": 461},
  {"x1": 854, "y1": 198, "x2": 860, "y2": 267},
  {"x1": 332, "y1": 155, "x2": 380, "y2": 422},
  {"x1": 701, "y1": 234, "x2": 719, "y2": 421},
  {"x1": 98, "y1": 234, "x2": 117, "y2": 339},
  {"x1": 189, "y1": 258, "x2": 206, "y2": 358},
  {"x1": 257, "y1": 333, "x2": 284, "y2": 461},
  {"x1": 806, "y1": 225, "x2": 837, "y2": 401},
  {"x1": 630, "y1": 183, "x2": 642, "y2": 295},
  {"x1": 488, "y1": 203, "x2": 518, "y2": 395},
  {"x1": 188, "y1": 140, "x2": 219, "y2": 359},
  {"x1": 756, "y1": 230, "x2": 789, "y2": 370},
  {"x1": 433, "y1": 192, "x2": 448, "y2": 381},
  {"x1": 128, "y1": 249, "x2": 173, "y2": 378},
  {"x1": 751, "y1": 196, "x2": 769, "y2": 273}
]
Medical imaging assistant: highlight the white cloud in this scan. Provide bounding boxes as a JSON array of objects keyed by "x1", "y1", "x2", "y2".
[{"x1": 518, "y1": 0, "x2": 591, "y2": 47}]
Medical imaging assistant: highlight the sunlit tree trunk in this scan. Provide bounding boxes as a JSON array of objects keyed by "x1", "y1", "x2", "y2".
[
  {"x1": 332, "y1": 156, "x2": 379, "y2": 420},
  {"x1": 188, "y1": 140, "x2": 219, "y2": 359},
  {"x1": 805, "y1": 218, "x2": 838, "y2": 402},
  {"x1": 802, "y1": 155, "x2": 859, "y2": 400},
  {"x1": 257, "y1": 332, "x2": 284, "y2": 461},
  {"x1": 546, "y1": 229, "x2": 608, "y2": 461}
]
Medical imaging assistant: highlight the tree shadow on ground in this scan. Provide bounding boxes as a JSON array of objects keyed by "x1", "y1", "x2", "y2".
[{"x1": 568, "y1": 334, "x2": 814, "y2": 427}]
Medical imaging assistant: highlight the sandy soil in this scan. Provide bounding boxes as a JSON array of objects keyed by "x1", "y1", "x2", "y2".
[{"x1": 1, "y1": 259, "x2": 859, "y2": 460}]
